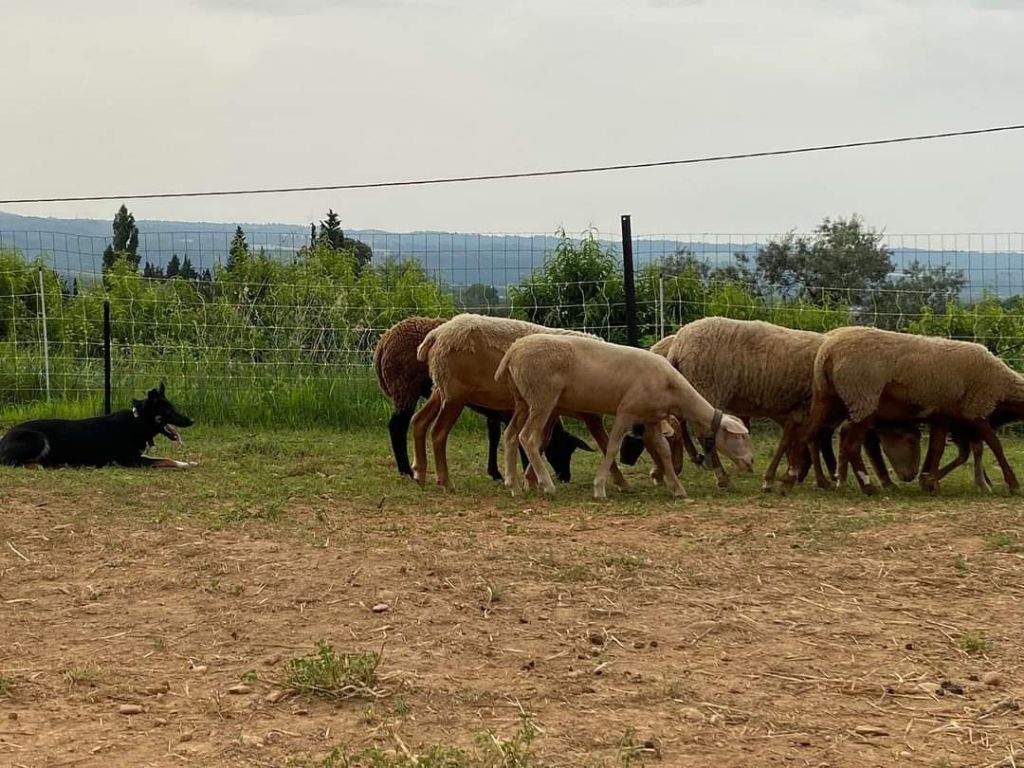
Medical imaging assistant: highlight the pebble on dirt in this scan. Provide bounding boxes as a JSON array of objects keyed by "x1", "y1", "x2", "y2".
[{"x1": 118, "y1": 704, "x2": 144, "y2": 715}]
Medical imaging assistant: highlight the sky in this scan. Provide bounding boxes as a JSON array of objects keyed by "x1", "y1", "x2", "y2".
[{"x1": 1, "y1": 0, "x2": 1022, "y2": 236}]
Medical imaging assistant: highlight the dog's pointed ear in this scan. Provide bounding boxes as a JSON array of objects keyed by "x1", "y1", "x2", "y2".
[
  {"x1": 572, "y1": 434, "x2": 595, "y2": 452},
  {"x1": 158, "y1": 381, "x2": 166, "y2": 396}
]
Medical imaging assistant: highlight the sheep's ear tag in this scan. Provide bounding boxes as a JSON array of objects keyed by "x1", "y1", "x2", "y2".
[{"x1": 702, "y1": 409, "x2": 723, "y2": 454}]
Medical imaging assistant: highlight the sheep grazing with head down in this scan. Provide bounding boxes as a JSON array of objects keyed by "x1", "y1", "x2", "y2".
[
  {"x1": 640, "y1": 317, "x2": 922, "y2": 492},
  {"x1": 782, "y1": 326, "x2": 1024, "y2": 496},
  {"x1": 495, "y1": 334, "x2": 754, "y2": 499},
  {"x1": 413, "y1": 313, "x2": 603, "y2": 491},
  {"x1": 374, "y1": 315, "x2": 591, "y2": 484}
]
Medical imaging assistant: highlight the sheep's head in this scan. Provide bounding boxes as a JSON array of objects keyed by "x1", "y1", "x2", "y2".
[
  {"x1": 545, "y1": 426, "x2": 594, "y2": 482},
  {"x1": 877, "y1": 423, "x2": 922, "y2": 483},
  {"x1": 714, "y1": 413, "x2": 755, "y2": 472}
]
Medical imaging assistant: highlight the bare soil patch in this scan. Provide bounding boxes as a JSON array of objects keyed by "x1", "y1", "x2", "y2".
[{"x1": 2, "y1": 488, "x2": 1024, "y2": 767}]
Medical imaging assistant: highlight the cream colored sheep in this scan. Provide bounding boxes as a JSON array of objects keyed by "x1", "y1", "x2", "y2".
[
  {"x1": 412, "y1": 313, "x2": 612, "y2": 491},
  {"x1": 495, "y1": 334, "x2": 754, "y2": 499},
  {"x1": 782, "y1": 326, "x2": 1024, "y2": 495},
  {"x1": 652, "y1": 318, "x2": 921, "y2": 492},
  {"x1": 373, "y1": 315, "x2": 590, "y2": 483}
]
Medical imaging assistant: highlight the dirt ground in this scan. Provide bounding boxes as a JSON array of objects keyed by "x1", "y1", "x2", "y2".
[{"x1": 3, "y1": 476, "x2": 1024, "y2": 768}]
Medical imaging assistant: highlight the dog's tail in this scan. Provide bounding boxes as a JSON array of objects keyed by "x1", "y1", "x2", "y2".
[{"x1": 415, "y1": 326, "x2": 441, "y2": 363}]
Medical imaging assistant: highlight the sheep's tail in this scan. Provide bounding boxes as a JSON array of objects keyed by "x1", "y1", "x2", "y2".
[
  {"x1": 494, "y1": 348, "x2": 514, "y2": 385},
  {"x1": 416, "y1": 326, "x2": 440, "y2": 363}
]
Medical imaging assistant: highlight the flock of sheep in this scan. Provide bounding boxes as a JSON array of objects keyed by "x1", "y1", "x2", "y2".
[{"x1": 373, "y1": 313, "x2": 1024, "y2": 498}]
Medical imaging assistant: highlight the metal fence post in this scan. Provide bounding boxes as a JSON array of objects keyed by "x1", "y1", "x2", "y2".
[
  {"x1": 103, "y1": 299, "x2": 112, "y2": 415},
  {"x1": 658, "y1": 274, "x2": 665, "y2": 341},
  {"x1": 38, "y1": 267, "x2": 51, "y2": 401},
  {"x1": 621, "y1": 214, "x2": 639, "y2": 346}
]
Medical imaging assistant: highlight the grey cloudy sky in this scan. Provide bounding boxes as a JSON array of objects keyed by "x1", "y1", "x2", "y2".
[{"x1": 1, "y1": 0, "x2": 1021, "y2": 234}]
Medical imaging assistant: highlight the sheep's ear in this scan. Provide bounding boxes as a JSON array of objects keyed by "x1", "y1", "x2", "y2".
[
  {"x1": 723, "y1": 416, "x2": 749, "y2": 434},
  {"x1": 572, "y1": 435, "x2": 595, "y2": 452}
]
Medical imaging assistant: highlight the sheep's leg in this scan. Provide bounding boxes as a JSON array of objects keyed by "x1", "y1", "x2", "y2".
[
  {"x1": 818, "y1": 427, "x2": 838, "y2": 483},
  {"x1": 581, "y1": 414, "x2": 628, "y2": 490},
  {"x1": 518, "y1": 400, "x2": 558, "y2": 495},
  {"x1": 863, "y1": 430, "x2": 896, "y2": 489},
  {"x1": 593, "y1": 414, "x2": 633, "y2": 500},
  {"x1": 705, "y1": 446, "x2": 731, "y2": 489},
  {"x1": 919, "y1": 422, "x2": 949, "y2": 495},
  {"x1": 972, "y1": 440, "x2": 993, "y2": 491},
  {"x1": 486, "y1": 413, "x2": 503, "y2": 481},
  {"x1": 839, "y1": 420, "x2": 877, "y2": 496},
  {"x1": 973, "y1": 420, "x2": 1018, "y2": 494},
  {"x1": 411, "y1": 389, "x2": 442, "y2": 485},
  {"x1": 761, "y1": 426, "x2": 792, "y2": 492},
  {"x1": 388, "y1": 407, "x2": 416, "y2": 477},
  {"x1": 934, "y1": 434, "x2": 971, "y2": 482},
  {"x1": 645, "y1": 422, "x2": 687, "y2": 498},
  {"x1": 430, "y1": 399, "x2": 465, "y2": 492},
  {"x1": 503, "y1": 402, "x2": 528, "y2": 496},
  {"x1": 678, "y1": 420, "x2": 704, "y2": 467}
]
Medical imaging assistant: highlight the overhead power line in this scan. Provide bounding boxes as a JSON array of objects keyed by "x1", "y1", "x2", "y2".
[{"x1": 2, "y1": 123, "x2": 1022, "y2": 205}]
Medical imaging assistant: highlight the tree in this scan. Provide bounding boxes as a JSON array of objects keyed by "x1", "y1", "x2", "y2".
[
  {"x1": 166, "y1": 254, "x2": 181, "y2": 278},
  {"x1": 315, "y1": 209, "x2": 373, "y2": 272},
  {"x1": 867, "y1": 260, "x2": 967, "y2": 330},
  {"x1": 179, "y1": 255, "x2": 198, "y2": 280},
  {"x1": 457, "y1": 283, "x2": 504, "y2": 315},
  {"x1": 509, "y1": 229, "x2": 625, "y2": 339},
  {"x1": 751, "y1": 216, "x2": 892, "y2": 304},
  {"x1": 102, "y1": 204, "x2": 141, "y2": 272},
  {"x1": 318, "y1": 209, "x2": 345, "y2": 250},
  {"x1": 142, "y1": 261, "x2": 164, "y2": 279},
  {"x1": 227, "y1": 226, "x2": 250, "y2": 271}
]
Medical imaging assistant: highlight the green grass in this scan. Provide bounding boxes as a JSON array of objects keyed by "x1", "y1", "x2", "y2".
[
  {"x1": 1, "y1": 422, "x2": 1024, "y2": 536},
  {"x1": 285, "y1": 641, "x2": 382, "y2": 699}
]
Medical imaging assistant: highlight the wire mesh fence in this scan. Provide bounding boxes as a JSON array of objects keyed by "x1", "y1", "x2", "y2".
[{"x1": 1, "y1": 226, "x2": 1024, "y2": 426}]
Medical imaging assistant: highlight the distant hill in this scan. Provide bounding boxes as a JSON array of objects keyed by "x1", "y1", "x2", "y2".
[{"x1": 1, "y1": 210, "x2": 1022, "y2": 298}]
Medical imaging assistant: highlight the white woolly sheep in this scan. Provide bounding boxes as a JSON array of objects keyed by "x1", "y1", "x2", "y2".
[
  {"x1": 782, "y1": 326, "x2": 1024, "y2": 496},
  {"x1": 651, "y1": 318, "x2": 921, "y2": 492},
  {"x1": 373, "y1": 316, "x2": 591, "y2": 483},
  {"x1": 495, "y1": 334, "x2": 755, "y2": 499},
  {"x1": 413, "y1": 314, "x2": 604, "y2": 491}
]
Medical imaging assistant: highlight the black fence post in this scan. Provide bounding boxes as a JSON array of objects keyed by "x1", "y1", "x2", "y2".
[
  {"x1": 103, "y1": 299, "x2": 112, "y2": 415},
  {"x1": 621, "y1": 214, "x2": 639, "y2": 346}
]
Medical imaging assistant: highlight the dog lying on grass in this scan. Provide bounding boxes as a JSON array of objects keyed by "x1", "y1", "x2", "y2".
[{"x1": 0, "y1": 382, "x2": 194, "y2": 469}]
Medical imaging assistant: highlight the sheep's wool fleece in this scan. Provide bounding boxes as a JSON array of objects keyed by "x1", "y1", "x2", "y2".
[
  {"x1": 818, "y1": 326, "x2": 1024, "y2": 423},
  {"x1": 373, "y1": 316, "x2": 446, "y2": 411},
  {"x1": 663, "y1": 317, "x2": 824, "y2": 418},
  {"x1": 419, "y1": 313, "x2": 593, "y2": 396}
]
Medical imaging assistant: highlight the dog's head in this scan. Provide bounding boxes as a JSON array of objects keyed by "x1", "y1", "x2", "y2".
[{"x1": 133, "y1": 382, "x2": 193, "y2": 444}]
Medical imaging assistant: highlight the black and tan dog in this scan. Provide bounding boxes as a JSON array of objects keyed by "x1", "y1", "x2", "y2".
[{"x1": 0, "y1": 382, "x2": 194, "y2": 469}]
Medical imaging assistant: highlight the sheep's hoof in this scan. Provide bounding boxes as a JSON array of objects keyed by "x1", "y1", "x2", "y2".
[
  {"x1": 592, "y1": 485, "x2": 607, "y2": 500},
  {"x1": 671, "y1": 487, "x2": 689, "y2": 499},
  {"x1": 1008, "y1": 484, "x2": 1020, "y2": 496},
  {"x1": 693, "y1": 453, "x2": 705, "y2": 467},
  {"x1": 815, "y1": 478, "x2": 833, "y2": 490},
  {"x1": 860, "y1": 483, "x2": 879, "y2": 497},
  {"x1": 716, "y1": 477, "x2": 732, "y2": 490},
  {"x1": 761, "y1": 480, "x2": 775, "y2": 493}
]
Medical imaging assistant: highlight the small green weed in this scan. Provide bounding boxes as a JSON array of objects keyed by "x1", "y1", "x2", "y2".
[
  {"x1": 953, "y1": 555, "x2": 970, "y2": 575},
  {"x1": 285, "y1": 641, "x2": 382, "y2": 699},
  {"x1": 0, "y1": 676, "x2": 12, "y2": 696},
  {"x1": 602, "y1": 553, "x2": 646, "y2": 571},
  {"x1": 554, "y1": 564, "x2": 590, "y2": 583},
  {"x1": 241, "y1": 669, "x2": 258, "y2": 683},
  {"x1": 985, "y1": 533, "x2": 1023, "y2": 552},
  {"x1": 958, "y1": 632, "x2": 992, "y2": 655},
  {"x1": 64, "y1": 664, "x2": 100, "y2": 687}
]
